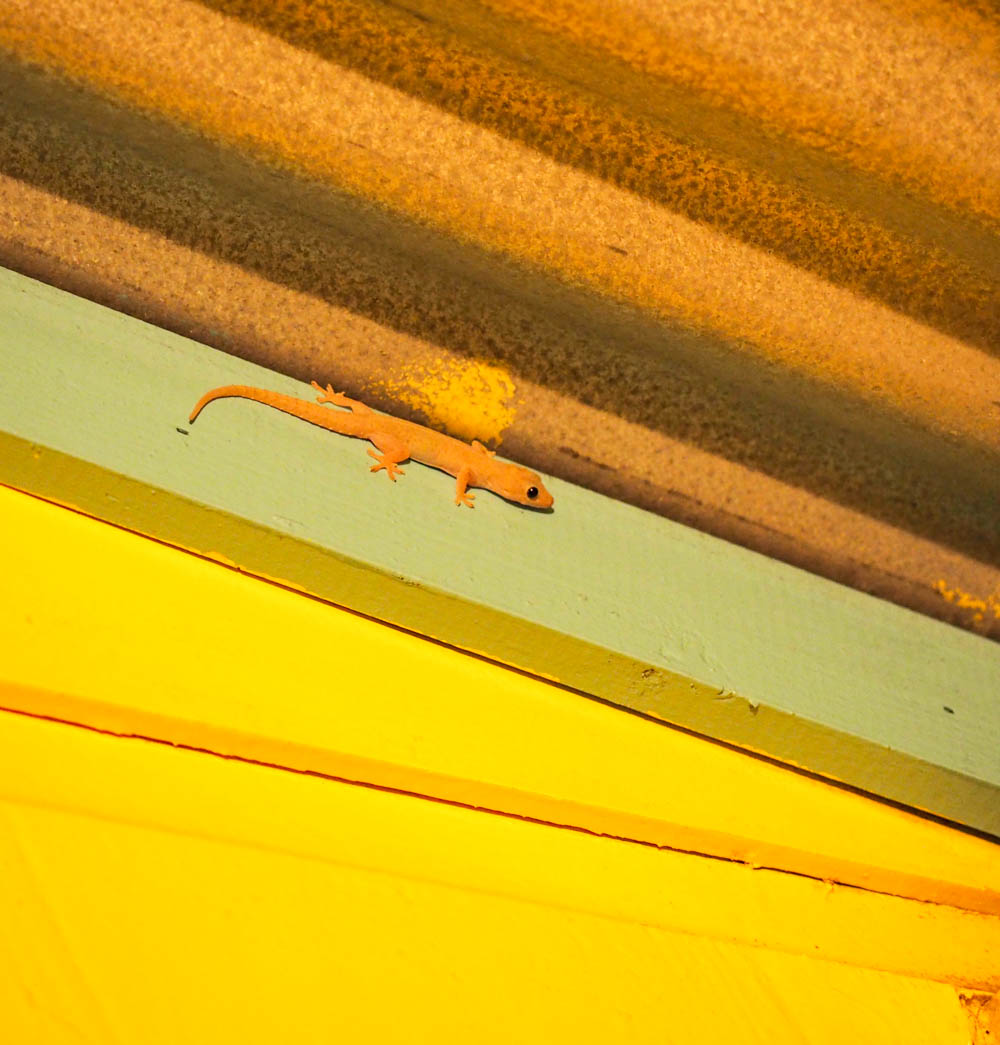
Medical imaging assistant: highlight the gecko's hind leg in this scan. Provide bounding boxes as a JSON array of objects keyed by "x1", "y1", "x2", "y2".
[
  {"x1": 311, "y1": 381, "x2": 370, "y2": 413},
  {"x1": 368, "y1": 443, "x2": 408, "y2": 481}
]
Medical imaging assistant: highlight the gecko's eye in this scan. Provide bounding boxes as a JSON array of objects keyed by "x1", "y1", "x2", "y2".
[{"x1": 527, "y1": 486, "x2": 539, "y2": 500}]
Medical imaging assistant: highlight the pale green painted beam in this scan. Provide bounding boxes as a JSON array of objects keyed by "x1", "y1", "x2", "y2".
[{"x1": 2, "y1": 267, "x2": 998, "y2": 834}]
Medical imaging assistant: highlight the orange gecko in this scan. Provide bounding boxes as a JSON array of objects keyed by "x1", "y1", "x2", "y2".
[{"x1": 189, "y1": 382, "x2": 554, "y2": 509}]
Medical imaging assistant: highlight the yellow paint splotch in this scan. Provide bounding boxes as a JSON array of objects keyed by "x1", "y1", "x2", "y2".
[{"x1": 376, "y1": 358, "x2": 517, "y2": 445}]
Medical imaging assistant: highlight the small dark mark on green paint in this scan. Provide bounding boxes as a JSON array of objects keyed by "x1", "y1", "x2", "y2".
[
  {"x1": 606, "y1": 244, "x2": 628, "y2": 256},
  {"x1": 943, "y1": 706, "x2": 955, "y2": 714},
  {"x1": 176, "y1": 427, "x2": 189, "y2": 435}
]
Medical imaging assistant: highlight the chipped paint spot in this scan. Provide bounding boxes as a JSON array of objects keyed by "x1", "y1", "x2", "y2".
[
  {"x1": 376, "y1": 358, "x2": 517, "y2": 445},
  {"x1": 934, "y1": 579, "x2": 1000, "y2": 625}
]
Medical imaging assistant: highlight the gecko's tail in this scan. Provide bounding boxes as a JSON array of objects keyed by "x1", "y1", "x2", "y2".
[
  {"x1": 188, "y1": 384, "x2": 360, "y2": 438},
  {"x1": 189, "y1": 385, "x2": 267, "y2": 423}
]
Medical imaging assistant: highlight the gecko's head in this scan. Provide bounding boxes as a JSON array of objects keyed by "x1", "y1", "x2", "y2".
[{"x1": 496, "y1": 465, "x2": 554, "y2": 509}]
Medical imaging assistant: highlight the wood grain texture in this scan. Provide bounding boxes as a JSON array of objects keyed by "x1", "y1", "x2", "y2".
[
  {"x1": 1, "y1": 0, "x2": 999, "y2": 641},
  {"x1": 2, "y1": 267, "x2": 998, "y2": 834}
]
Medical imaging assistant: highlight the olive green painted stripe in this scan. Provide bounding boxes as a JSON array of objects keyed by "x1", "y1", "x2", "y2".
[{"x1": 2, "y1": 267, "x2": 998, "y2": 834}]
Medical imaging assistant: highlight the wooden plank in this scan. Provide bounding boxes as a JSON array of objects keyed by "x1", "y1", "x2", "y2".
[
  {"x1": 3, "y1": 482, "x2": 999, "y2": 915},
  {"x1": 1, "y1": 267, "x2": 998, "y2": 833},
  {"x1": 0, "y1": 712, "x2": 996, "y2": 1042}
]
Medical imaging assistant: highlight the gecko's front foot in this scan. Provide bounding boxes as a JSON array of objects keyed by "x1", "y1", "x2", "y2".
[{"x1": 455, "y1": 490, "x2": 476, "y2": 508}]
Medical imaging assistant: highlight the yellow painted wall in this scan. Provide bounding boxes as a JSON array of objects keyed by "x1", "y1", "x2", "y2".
[{"x1": 0, "y1": 485, "x2": 997, "y2": 1042}]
